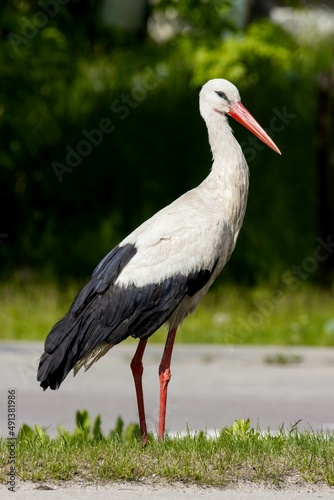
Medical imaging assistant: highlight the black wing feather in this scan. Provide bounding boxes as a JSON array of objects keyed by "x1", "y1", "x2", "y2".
[{"x1": 37, "y1": 242, "x2": 217, "y2": 391}]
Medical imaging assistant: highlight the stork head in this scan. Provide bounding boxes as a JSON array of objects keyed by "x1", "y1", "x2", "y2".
[
  {"x1": 199, "y1": 78, "x2": 281, "y2": 155},
  {"x1": 200, "y1": 78, "x2": 241, "y2": 115}
]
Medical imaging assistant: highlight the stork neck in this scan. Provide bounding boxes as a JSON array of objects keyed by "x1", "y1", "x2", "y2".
[
  {"x1": 206, "y1": 112, "x2": 239, "y2": 164},
  {"x1": 201, "y1": 111, "x2": 249, "y2": 230}
]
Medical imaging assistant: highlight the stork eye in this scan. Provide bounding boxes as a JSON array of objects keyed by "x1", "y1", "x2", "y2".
[{"x1": 215, "y1": 91, "x2": 228, "y2": 101}]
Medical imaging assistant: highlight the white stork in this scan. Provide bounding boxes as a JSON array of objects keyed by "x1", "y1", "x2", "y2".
[{"x1": 37, "y1": 79, "x2": 280, "y2": 445}]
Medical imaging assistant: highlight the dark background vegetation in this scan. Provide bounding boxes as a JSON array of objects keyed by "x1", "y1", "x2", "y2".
[{"x1": 1, "y1": 0, "x2": 333, "y2": 286}]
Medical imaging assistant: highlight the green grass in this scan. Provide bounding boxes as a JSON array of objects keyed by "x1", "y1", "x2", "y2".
[
  {"x1": 1, "y1": 413, "x2": 333, "y2": 487},
  {"x1": 1, "y1": 277, "x2": 334, "y2": 345}
]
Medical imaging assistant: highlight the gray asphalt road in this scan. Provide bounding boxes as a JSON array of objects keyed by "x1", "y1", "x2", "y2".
[{"x1": 1, "y1": 341, "x2": 333, "y2": 436}]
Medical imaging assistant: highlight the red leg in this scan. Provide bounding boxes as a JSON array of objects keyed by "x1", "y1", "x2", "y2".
[
  {"x1": 158, "y1": 327, "x2": 177, "y2": 440},
  {"x1": 130, "y1": 338, "x2": 148, "y2": 446}
]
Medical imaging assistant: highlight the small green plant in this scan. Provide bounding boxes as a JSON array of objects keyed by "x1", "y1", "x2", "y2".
[
  {"x1": 56, "y1": 409, "x2": 105, "y2": 443},
  {"x1": 18, "y1": 423, "x2": 50, "y2": 445},
  {"x1": 223, "y1": 418, "x2": 259, "y2": 437}
]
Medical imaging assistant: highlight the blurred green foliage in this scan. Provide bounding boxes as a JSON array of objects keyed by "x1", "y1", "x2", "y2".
[{"x1": 0, "y1": 0, "x2": 331, "y2": 285}]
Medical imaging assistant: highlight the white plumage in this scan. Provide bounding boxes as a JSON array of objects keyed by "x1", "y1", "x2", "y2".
[{"x1": 38, "y1": 78, "x2": 280, "y2": 444}]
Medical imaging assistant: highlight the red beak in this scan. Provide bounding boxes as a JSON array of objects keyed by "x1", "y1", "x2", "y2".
[{"x1": 228, "y1": 101, "x2": 281, "y2": 155}]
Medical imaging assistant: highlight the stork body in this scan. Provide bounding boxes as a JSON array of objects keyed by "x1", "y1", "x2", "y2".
[{"x1": 37, "y1": 79, "x2": 280, "y2": 444}]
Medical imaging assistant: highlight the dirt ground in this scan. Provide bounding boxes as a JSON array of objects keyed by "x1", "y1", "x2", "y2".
[{"x1": 1, "y1": 480, "x2": 334, "y2": 500}]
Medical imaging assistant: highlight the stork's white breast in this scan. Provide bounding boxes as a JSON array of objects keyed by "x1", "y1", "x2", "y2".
[{"x1": 115, "y1": 190, "x2": 234, "y2": 288}]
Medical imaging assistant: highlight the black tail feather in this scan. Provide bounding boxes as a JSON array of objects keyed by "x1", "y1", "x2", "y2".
[{"x1": 37, "y1": 314, "x2": 84, "y2": 390}]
